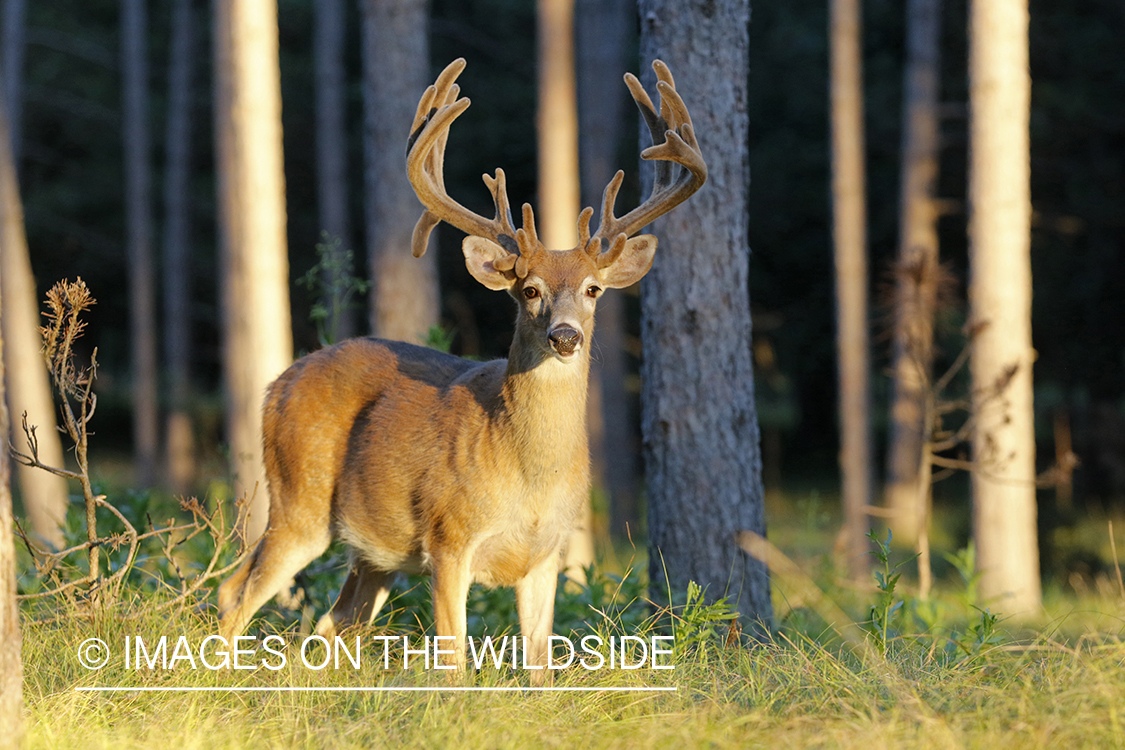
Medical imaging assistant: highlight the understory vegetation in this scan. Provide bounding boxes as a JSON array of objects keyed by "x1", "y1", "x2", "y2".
[{"x1": 14, "y1": 483, "x2": 1125, "y2": 750}]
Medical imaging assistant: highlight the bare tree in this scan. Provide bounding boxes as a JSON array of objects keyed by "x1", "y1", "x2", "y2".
[
  {"x1": 163, "y1": 0, "x2": 197, "y2": 494},
  {"x1": 0, "y1": 283, "x2": 23, "y2": 750},
  {"x1": 213, "y1": 0, "x2": 294, "y2": 543},
  {"x1": 968, "y1": 0, "x2": 1040, "y2": 613},
  {"x1": 0, "y1": 83, "x2": 68, "y2": 549},
  {"x1": 2, "y1": 0, "x2": 25, "y2": 163},
  {"x1": 361, "y1": 0, "x2": 439, "y2": 342},
  {"x1": 314, "y1": 0, "x2": 354, "y2": 342},
  {"x1": 536, "y1": 0, "x2": 594, "y2": 579},
  {"x1": 638, "y1": 0, "x2": 771, "y2": 621},
  {"x1": 830, "y1": 0, "x2": 872, "y2": 577},
  {"x1": 122, "y1": 0, "x2": 159, "y2": 487},
  {"x1": 884, "y1": 0, "x2": 943, "y2": 548},
  {"x1": 577, "y1": 0, "x2": 638, "y2": 538}
]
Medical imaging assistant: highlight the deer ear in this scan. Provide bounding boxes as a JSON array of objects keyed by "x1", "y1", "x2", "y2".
[
  {"x1": 463, "y1": 236, "x2": 516, "y2": 290},
  {"x1": 599, "y1": 235, "x2": 658, "y2": 289}
]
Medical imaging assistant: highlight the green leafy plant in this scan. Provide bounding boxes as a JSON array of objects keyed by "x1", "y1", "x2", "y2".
[
  {"x1": 865, "y1": 529, "x2": 918, "y2": 655},
  {"x1": 298, "y1": 233, "x2": 369, "y2": 346},
  {"x1": 671, "y1": 581, "x2": 740, "y2": 664}
]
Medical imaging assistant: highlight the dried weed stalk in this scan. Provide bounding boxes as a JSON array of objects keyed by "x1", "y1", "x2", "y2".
[{"x1": 9, "y1": 279, "x2": 250, "y2": 619}]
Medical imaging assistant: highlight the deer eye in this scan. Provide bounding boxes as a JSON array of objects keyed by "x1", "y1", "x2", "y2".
[
  {"x1": 586, "y1": 285, "x2": 602, "y2": 298},
  {"x1": 523, "y1": 286, "x2": 539, "y2": 300}
]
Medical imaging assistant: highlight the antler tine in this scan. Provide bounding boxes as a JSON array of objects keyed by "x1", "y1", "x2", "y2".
[
  {"x1": 577, "y1": 206, "x2": 595, "y2": 254},
  {"x1": 406, "y1": 58, "x2": 521, "y2": 259},
  {"x1": 591, "y1": 60, "x2": 708, "y2": 252},
  {"x1": 482, "y1": 168, "x2": 518, "y2": 251}
]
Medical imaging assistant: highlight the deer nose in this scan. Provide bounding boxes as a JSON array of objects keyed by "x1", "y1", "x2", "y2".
[{"x1": 548, "y1": 326, "x2": 582, "y2": 356}]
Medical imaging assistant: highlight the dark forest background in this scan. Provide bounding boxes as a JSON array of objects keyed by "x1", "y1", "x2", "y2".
[{"x1": 15, "y1": 0, "x2": 1125, "y2": 549}]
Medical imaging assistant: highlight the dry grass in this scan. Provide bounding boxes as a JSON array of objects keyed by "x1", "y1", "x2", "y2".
[{"x1": 18, "y1": 591, "x2": 1125, "y2": 750}]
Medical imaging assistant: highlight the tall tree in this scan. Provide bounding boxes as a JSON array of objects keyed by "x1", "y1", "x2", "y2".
[
  {"x1": 1, "y1": 0, "x2": 24, "y2": 164},
  {"x1": 122, "y1": 0, "x2": 158, "y2": 487},
  {"x1": 577, "y1": 0, "x2": 637, "y2": 538},
  {"x1": 638, "y1": 0, "x2": 771, "y2": 620},
  {"x1": 829, "y1": 0, "x2": 871, "y2": 577},
  {"x1": 361, "y1": 0, "x2": 438, "y2": 342},
  {"x1": 0, "y1": 80, "x2": 68, "y2": 549},
  {"x1": 314, "y1": 0, "x2": 353, "y2": 342},
  {"x1": 213, "y1": 0, "x2": 294, "y2": 543},
  {"x1": 163, "y1": 0, "x2": 197, "y2": 494},
  {"x1": 885, "y1": 0, "x2": 943, "y2": 546},
  {"x1": 0, "y1": 276, "x2": 23, "y2": 750},
  {"x1": 537, "y1": 0, "x2": 593, "y2": 578},
  {"x1": 968, "y1": 0, "x2": 1040, "y2": 613}
]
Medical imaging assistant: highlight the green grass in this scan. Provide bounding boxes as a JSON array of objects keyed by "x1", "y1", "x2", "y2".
[
  {"x1": 14, "y1": 484, "x2": 1125, "y2": 749},
  {"x1": 19, "y1": 601, "x2": 1125, "y2": 749}
]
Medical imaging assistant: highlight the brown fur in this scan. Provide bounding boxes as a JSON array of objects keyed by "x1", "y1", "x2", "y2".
[{"x1": 218, "y1": 58, "x2": 706, "y2": 684}]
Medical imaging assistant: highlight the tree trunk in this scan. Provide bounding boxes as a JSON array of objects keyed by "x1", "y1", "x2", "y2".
[
  {"x1": 2, "y1": 0, "x2": 25, "y2": 164},
  {"x1": 968, "y1": 0, "x2": 1040, "y2": 614},
  {"x1": 122, "y1": 0, "x2": 159, "y2": 488},
  {"x1": 639, "y1": 0, "x2": 771, "y2": 622},
  {"x1": 0, "y1": 84, "x2": 68, "y2": 549},
  {"x1": 314, "y1": 0, "x2": 354, "y2": 342},
  {"x1": 577, "y1": 0, "x2": 638, "y2": 539},
  {"x1": 885, "y1": 0, "x2": 942, "y2": 548},
  {"x1": 213, "y1": 0, "x2": 294, "y2": 544},
  {"x1": 0, "y1": 280, "x2": 24, "y2": 750},
  {"x1": 535, "y1": 0, "x2": 594, "y2": 579},
  {"x1": 829, "y1": 0, "x2": 872, "y2": 578},
  {"x1": 163, "y1": 0, "x2": 197, "y2": 494},
  {"x1": 361, "y1": 0, "x2": 438, "y2": 343}
]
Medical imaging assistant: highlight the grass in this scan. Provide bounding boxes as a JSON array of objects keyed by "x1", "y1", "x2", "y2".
[
  {"x1": 14, "y1": 484, "x2": 1125, "y2": 749},
  {"x1": 19, "y1": 603, "x2": 1125, "y2": 749}
]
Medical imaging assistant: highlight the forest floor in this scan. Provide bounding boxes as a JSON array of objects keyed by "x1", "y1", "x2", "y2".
[{"x1": 15, "y1": 485, "x2": 1125, "y2": 749}]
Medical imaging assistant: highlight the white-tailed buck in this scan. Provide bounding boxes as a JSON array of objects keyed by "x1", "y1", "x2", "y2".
[{"x1": 217, "y1": 58, "x2": 706, "y2": 677}]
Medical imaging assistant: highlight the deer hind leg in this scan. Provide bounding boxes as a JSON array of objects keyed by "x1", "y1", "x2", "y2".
[
  {"x1": 218, "y1": 522, "x2": 331, "y2": 642},
  {"x1": 516, "y1": 553, "x2": 561, "y2": 685},
  {"x1": 314, "y1": 559, "x2": 397, "y2": 638}
]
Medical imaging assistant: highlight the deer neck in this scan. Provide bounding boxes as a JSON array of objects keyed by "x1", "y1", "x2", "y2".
[{"x1": 500, "y1": 334, "x2": 590, "y2": 484}]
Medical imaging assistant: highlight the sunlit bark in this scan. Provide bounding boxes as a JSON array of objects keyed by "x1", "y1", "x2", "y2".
[
  {"x1": 213, "y1": 0, "x2": 294, "y2": 543},
  {"x1": 830, "y1": 0, "x2": 872, "y2": 577},
  {"x1": 968, "y1": 0, "x2": 1041, "y2": 614},
  {"x1": 0, "y1": 88, "x2": 68, "y2": 549}
]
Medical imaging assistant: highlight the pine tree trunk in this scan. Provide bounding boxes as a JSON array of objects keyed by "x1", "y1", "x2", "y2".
[
  {"x1": 361, "y1": 0, "x2": 438, "y2": 343},
  {"x1": 577, "y1": 0, "x2": 638, "y2": 539},
  {"x1": 0, "y1": 289, "x2": 24, "y2": 750},
  {"x1": 535, "y1": 0, "x2": 594, "y2": 579},
  {"x1": 123, "y1": 0, "x2": 159, "y2": 488},
  {"x1": 314, "y1": 0, "x2": 354, "y2": 342},
  {"x1": 885, "y1": 0, "x2": 943, "y2": 548},
  {"x1": 829, "y1": 0, "x2": 872, "y2": 577},
  {"x1": 639, "y1": 0, "x2": 771, "y2": 621},
  {"x1": 968, "y1": 0, "x2": 1041, "y2": 614},
  {"x1": 162, "y1": 0, "x2": 196, "y2": 494},
  {"x1": 0, "y1": 87, "x2": 68, "y2": 549},
  {"x1": 213, "y1": 0, "x2": 294, "y2": 543}
]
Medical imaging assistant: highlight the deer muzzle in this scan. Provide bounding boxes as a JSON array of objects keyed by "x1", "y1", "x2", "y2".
[{"x1": 548, "y1": 325, "x2": 582, "y2": 357}]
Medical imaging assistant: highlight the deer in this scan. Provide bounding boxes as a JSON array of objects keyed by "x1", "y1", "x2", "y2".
[{"x1": 216, "y1": 57, "x2": 706, "y2": 680}]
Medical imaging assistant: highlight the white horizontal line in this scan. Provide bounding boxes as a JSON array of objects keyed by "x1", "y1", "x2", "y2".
[{"x1": 75, "y1": 685, "x2": 676, "y2": 693}]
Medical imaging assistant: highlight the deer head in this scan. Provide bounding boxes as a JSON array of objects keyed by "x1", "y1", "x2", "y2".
[{"x1": 406, "y1": 58, "x2": 708, "y2": 364}]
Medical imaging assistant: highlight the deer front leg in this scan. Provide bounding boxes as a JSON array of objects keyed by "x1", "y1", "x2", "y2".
[
  {"x1": 516, "y1": 554, "x2": 560, "y2": 686},
  {"x1": 431, "y1": 554, "x2": 473, "y2": 674}
]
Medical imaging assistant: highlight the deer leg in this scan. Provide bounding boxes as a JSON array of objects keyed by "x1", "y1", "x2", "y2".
[
  {"x1": 314, "y1": 559, "x2": 396, "y2": 638},
  {"x1": 516, "y1": 554, "x2": 560, "y2": 685},
  {"x1": 431, "y1": 554, "x2": 473, "y2": 673},
  {"x1": 218, "y1": 523, "x2": 331, "y2": 642}
]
